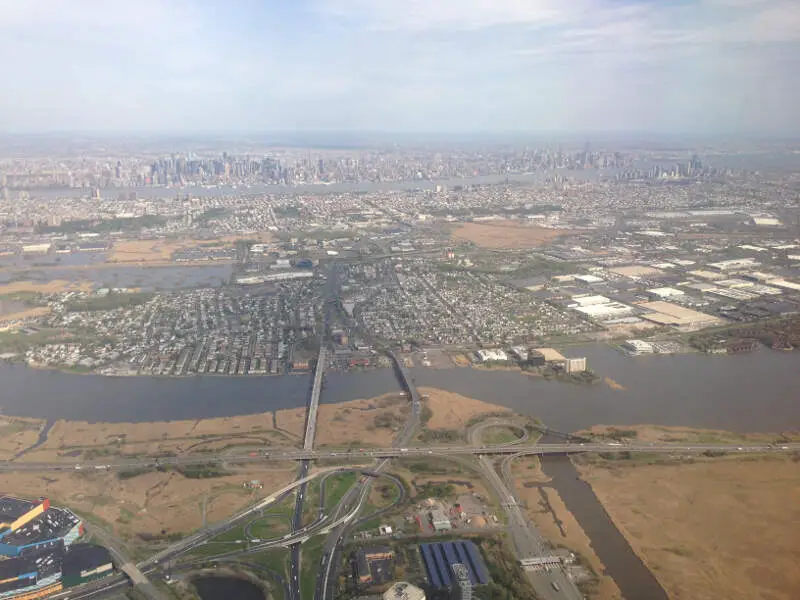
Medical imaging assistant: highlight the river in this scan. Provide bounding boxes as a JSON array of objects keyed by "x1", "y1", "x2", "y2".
[
  {"x1": 540, "y1": 455, "x2": 669, "y2": 600},
  {"x1": 1, "y1": 345, "x2": 799, "y2": 432},
  {"x1": 410, "y1": 345, "x2": 800, "y2": 433}
]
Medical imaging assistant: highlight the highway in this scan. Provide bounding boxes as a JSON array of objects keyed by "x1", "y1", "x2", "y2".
[
  {"x1": 303, "y1": 345, "x2": 327, "y2": 451},
  {"x1": 4, "y1": 442, "x2": 797, "y2": 473},
  {"x1": 471, "y1": 423, "x2": 582, "y2": 600},
  {"x1": 315, "y1": 349, "x2": 422, "y2": 600}
]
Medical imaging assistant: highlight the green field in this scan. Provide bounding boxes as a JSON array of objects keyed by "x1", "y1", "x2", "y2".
[{"x1": 322, "y1": 471, "x2": 359, "y2": 512}]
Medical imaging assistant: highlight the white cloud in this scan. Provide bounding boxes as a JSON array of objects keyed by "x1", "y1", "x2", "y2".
[{"x1": 315, "y1": 0, "x2": 585, "y2": 31}]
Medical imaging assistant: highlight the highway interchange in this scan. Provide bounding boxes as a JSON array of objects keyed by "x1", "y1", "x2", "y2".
[
  {"x1": 10, "y1": 267, "x2": 798, "y2": 600},
  {"x1": 2, "y1": 441, "x2": 797, "y2": 474}
]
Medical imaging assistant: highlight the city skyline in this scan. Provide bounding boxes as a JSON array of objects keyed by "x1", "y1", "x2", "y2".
[{"x1": 0, "y1": 0, "x2": 798, "y2": 136}]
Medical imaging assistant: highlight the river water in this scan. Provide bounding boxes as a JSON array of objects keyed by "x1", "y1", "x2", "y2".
[
  {"x1": 540, "y1": 455, "x2": 669, "y2": 600},
  {"x1": 411, "y1": 345, "x2": 800, "y2": 433},
  {"x1": 1, "y1": 345, "x2": 799, "y2": 431}
]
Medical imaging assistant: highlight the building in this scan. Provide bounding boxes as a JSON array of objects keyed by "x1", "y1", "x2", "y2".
[
  {"x1": 0, "y1": 497, "x2": 82, "y2": 558},
  {"x1": 647, "y1": 287, "x2": 685, "y2": 299},
  {"x1": 707, "y1": 258, "x2": 760, "y2": 272},
  {"x1": 533, "y1": 348, "x2": 566, "y2": 363},
  {"x1": 563, "y1": 357, "x2": 587, "y2": 374},
  {"x1": 20, "y1": 244, "x2": 51, "y2": 256},
  {"x1": 621, "y1": 340, "x2": 654, "y2": 355},
  {"x1": 474, "y1": 349, "x2": 508, "y2": 363},
  {"x1": 0, "y1": 496, "x2": 83, "y2": 556},
  {"x1": 0, "y1": 550, "x2": 63, "y2": 599},
  {"x1": 354, "y1": 547, "x2": 395, "y2": 585},
  {"x1": 450, "y1": 564, "x2": 472, "y2": 600},
  {"x1": 429, "y1": 509, "x2": 452, "y2": 532},
  {"x1": 419, "y1": 542, "x2": 490, "y2": 591},
  {"x1": 383, "y1": 582, "x2": 426, "y2": 600},
  {"x1": 60, "y1": 544, "x2": 113, "y2": 588},
  {"x1": 527, "y1": 350, "x2": 546, "y2": 367}
]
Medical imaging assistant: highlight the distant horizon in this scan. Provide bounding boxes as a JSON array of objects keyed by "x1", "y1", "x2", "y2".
[{"x1": 1, "y1": 130, "x2": 799, "y2": 148}]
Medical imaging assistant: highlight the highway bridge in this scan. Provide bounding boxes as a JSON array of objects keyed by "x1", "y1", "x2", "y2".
[{"x1": 303, "y1": 345, "x2": 327, "y2": 451}]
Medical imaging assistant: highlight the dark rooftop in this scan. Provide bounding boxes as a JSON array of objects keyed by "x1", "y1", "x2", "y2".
[
  {"x1": 1, "y1": 507, "x2": 79, "y2": 547},
  {"x1": 62, "y1": 544, "x2": 113, "y2": 577}
]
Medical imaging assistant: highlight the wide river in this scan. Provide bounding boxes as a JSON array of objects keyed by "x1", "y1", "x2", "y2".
[{"x1": 1, "y1": 344, "x2": 798, "y2": 432}]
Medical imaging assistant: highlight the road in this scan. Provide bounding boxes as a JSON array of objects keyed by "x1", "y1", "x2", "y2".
[
  {"x1": 470, "y1": 423, "x2": 582, "y2": 600},
  {"x1": 315, "y1": 350, "x2": 422, "y2": 600},
  {"x1": 4, "y1": 442, "x2": 797, "y2": 473},
  {"x1": 289, "y1": 264, "x2": 335, "y2": 600}
]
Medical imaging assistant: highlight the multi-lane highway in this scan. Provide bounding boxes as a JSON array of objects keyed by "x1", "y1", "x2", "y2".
[
  {"x1": 315, "y1": 349, "x2": 423, "y2": 600},
  {"x1": 4, "y1": 441, "x2": 797, "y2": 474}
]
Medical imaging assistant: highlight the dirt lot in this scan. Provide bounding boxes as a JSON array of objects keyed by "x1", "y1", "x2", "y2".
[
  {"x1": 109, "y1": 239, "x2": 200, "y2": 264},
  {"x1": 0, "y1": 280, "x2": 94, "y2": 294},
  {"x1": 451, "y1": 221, "x2": 567, "y2": 249},
  {"x1": 512, "y1": 456, "x2": 622, "y2": 600},
  {"x1": 110, "y1": 235, "x2": 272, "y2": 265},
  {"x1": 0, "y1": 466, "x2": 296, "y2": 541},
  {"x1": 578, "y1": 456, "x2": 800, "y2": 600},
  {"x1": 0, "y1": 416, "x2": 44, "y2": 460},
  {"x1": 419, "y1": 387, "x2": 511, "y2": 429}
]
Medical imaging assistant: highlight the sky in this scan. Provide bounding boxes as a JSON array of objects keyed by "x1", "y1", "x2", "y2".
[{"x1": 0, "y1": 0, "x2": 798, "y2": 136}]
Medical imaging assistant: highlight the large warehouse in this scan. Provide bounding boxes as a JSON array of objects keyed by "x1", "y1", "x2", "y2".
[
  {"x1": 419, "y1": 541, "x2": 490, "y2": 590},
  {"x1": 0, "y1": 497, "x2": 112, "y2": 599},
  {"x1": 0, "y1": 498, "x2": 82, "y2": 558}
]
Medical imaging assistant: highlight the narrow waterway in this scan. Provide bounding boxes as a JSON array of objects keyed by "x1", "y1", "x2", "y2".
[{"x1": 540, "y1": 455, "x2": 669, "y2": 600}]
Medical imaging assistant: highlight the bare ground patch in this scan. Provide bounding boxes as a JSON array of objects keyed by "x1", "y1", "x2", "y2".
[{"x1": 452, "y1": 221, "x2": 568, "y2": 249}]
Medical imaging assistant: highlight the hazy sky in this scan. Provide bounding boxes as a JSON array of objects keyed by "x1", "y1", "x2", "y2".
[{"x1": 0, "y1": 0, "x2": 798, "y2": 136}]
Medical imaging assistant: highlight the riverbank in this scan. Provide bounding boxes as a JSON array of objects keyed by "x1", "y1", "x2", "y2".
[{"x1": 15, "y1": 388, "x2": 513, "y2": 463}]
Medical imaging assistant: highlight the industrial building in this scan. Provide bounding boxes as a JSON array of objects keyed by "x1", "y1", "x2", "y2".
[
  {"x1": 382, "y1": 582, "x2": 426, "y2": 600},
  {"x1": 0, "y1": 497, "x2": 110, "y2": 600},
  {"x1": 60, "y1": 544, "x2": 113, "y2": 587},
  {"x1": 419, "y1": 542, "x2": 490, "y2": 591},
  {"x1": 474, "y1": 349, "x2": 508, "y2": 363},
  {"x1": 563, "y1": 357, "x2": 587, "y2": 374},
  {"x1": 428, "y1": 509, "x2": 452, "y2": 532},
  {"x1": 354, "y1": 547, "x2": 395, "y2": 585},
  {"x1": 621, "y1": 339, "x2": 654, "y2": 355},
  {"x1": 0, "y1": 497, "x2": 82, "y2": 557},
  {"x1": 0, "y1": 549, "x2": 62, "y2": 599},
  {"x1": 0, "y1": 544, "x2": 112, "y2": 600}
]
